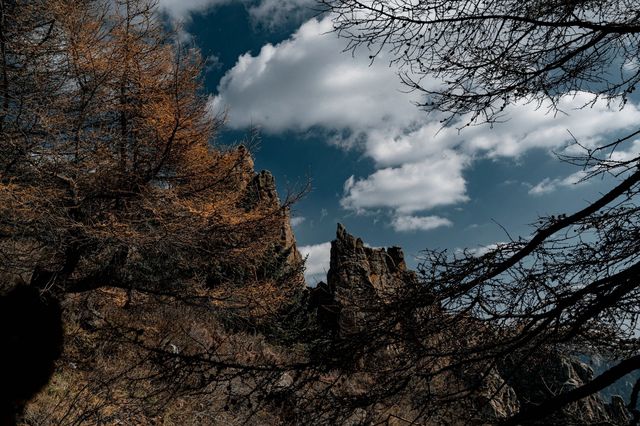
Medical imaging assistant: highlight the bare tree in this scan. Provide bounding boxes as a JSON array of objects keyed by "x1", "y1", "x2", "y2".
[
  {"x1": 321, "y1": 0, "x2": 640, "y2": 125},
  {"x1": 312, "y1": 0, "x2": 640, "y2": 424}
]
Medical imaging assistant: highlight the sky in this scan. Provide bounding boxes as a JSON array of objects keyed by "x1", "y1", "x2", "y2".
[{"x1": 158, "y1": 0, "x2": 640, "y2": 284}]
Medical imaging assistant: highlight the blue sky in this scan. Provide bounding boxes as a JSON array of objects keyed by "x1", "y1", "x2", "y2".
[{"x1": 158, "y1": 0, "x2": 640, "y2": 284}]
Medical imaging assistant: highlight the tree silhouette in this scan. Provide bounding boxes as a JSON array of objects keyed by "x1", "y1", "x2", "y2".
[
  {"x1": 321, "y1": 0, "x2": 640, "y2": 125},
  {"x1": 316, "y1": 0, "x2": 640, "y2": 423}
]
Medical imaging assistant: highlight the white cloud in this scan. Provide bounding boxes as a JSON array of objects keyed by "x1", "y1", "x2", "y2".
[
  {"x1": 529, "y1": 178, "x2": 558, "y2": 195},
  {"x1": 606, "y1": 139, "x2": 640, "y2": 163},
  {"x1": 204, "y1": 53, "x2": 223, "y2": 73},
  {"x1": 623, "y1": 58, "x2": 640, "y2": 72},
  {"x1": 157, "y1": 0, "x2": 229, "y2": 20},
  {"x1": 529, "y1": 138, "x2": 640, "y2": 196},
  {"x1": 458, "y1": 95, "x2": 640, "y2": 158},
  {"x1": 391, "y1": 215, "x2": 453, "y2": 232},
  {"x1": 209, "y1": 17, "x2": 426, "y2": 135},
  {"x1": 466, "y1": 243, "x2": 508, "y2": 257},
  {"x1": 210, "y1": 15, "x2": 640, "y2": 226},
  {"x1": 341, "y1": 153, "x2": 469, "y2": 214},
  {"x1": 455, "y1": 242, "x2": 508, "y2": 257},
  {"x1": 299, "y1": 242, "x2": 331, "y2": 284},
  {"x1": 290, "y1": 216, "x2": 306, "y2": 227},
  {"x1": 247, "y1": 0, "x2": 316, "y2": 29},
  {"x1": 365, "y1": 94, "x2": 640, "y2": 167},
  {"x1": 529, "y1": 170, "x2": 589, "y2": 195}
]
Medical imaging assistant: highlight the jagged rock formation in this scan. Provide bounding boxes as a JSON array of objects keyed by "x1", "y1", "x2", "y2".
[
  {"x1": 232, "y1": 146, "x2": 301, "y2": 268},
  {"x1": 328, "y1": 223, "x2": 417, "y2": 297},
  {"x1": 311, "y1": 224, "x2": 631, "y2": 425},
  {"x1": 241, "y1": 169, "x2": 302, "y2": 266},
  {"x1": 204, "y1": 146, "x2": 305, "y2": 301},
  {"x1": 312, "y1": 223, "x2": 418, "y2": 336}
]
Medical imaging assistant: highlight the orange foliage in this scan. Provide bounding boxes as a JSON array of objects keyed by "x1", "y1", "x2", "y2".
[{"x1": 0, "y1": 0, "x2": 303, "y2": 307}]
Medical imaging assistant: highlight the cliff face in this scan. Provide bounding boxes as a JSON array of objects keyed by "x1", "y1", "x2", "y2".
[{"x1": 241, "y1": 169, "x2": 302, "y2": 266}]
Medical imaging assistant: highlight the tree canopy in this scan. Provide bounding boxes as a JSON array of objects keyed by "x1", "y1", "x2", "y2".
[{"x1": 0, "y1": 0, "x2": 298, "y2": 297}]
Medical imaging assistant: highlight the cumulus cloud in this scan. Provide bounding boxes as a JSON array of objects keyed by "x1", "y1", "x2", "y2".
[
  {"x1": 209, "y1": 17, "x2": 426, "y2": 134},
  {"x1": 465, "y1": 94, "x2": 640, "y2": 158},
  {"x1": 365, "y1": 94, "x2": 640, "y2": 167},
  {"x1": 391, "y1": 215, "x2": 453, "y2": 232},
  {"x1": 341, "y1": 153, "x2": 469, "y2": 213},
  {"x1": 210, "y1": 15, "x2": 640, "y2": 227},
  {"x1": 299, "y1": 242, "x2": 331, "y2": 284}
]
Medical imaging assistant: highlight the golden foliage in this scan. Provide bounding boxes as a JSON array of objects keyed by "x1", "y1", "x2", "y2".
[{"x1": 0, "y1": 0, "x2": 303, "y2": 301}]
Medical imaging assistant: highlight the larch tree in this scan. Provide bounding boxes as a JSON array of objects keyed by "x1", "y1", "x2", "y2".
[
  {"x1": 0, "y1": 0, "x2": 292, "y2": 297},
  {"x1": 1, "y1": 0, "x2": 306, "y2": 422}
]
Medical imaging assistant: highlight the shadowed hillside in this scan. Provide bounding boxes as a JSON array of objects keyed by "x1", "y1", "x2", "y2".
[{"x1": 11, "y1": 220, "x2": 630, "y2": 425}]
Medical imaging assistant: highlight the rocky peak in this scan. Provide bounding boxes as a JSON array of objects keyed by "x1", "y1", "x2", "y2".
[
  {"x1": 312, "y1": 224, "x2": 417, "y2": 335},
  {"x1": 235, "y1": 151, "x2": 301, "y2": 268},
  {"x1": 309, "y1": 225, "x2": 630, "y2": 424},
  {"x1": 329, "y1": 223, "x2": 416, "y2": 298},
  {"x1": 247, "y1": 170, "x2": 280, "y2": 209}
]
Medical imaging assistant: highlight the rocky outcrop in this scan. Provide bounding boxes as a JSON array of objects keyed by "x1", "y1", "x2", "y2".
[
  {"x1": 500, "y1": 351, "x2": 631, "y2": 425},
  {"x1": 239, "y1": 160, "x2": 301, "y2": 267},
  {"x1": 328, "y1": 223, "x2": 417, "y2": 297},
  {"x1": 312, "y1": 223, "x2": 417, "y2": 336},
  {"x1": 312, "y1": 224, "x2": 631, "y2": 425}
]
